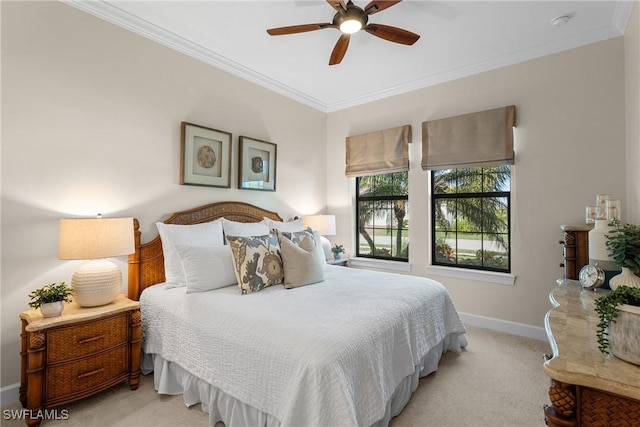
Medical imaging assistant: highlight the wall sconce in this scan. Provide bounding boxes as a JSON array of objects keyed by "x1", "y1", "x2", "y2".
[{"x1": 59, "y1": 217, "x2": 134, "y2": 307}]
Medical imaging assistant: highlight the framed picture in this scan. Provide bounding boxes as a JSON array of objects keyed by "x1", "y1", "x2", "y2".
[
  {"x1": 180, "y1": 122, "x2": 231, "y2": 188},
  {"x1": 238, "y1": 136, "x2": 277, "y2": 191}
]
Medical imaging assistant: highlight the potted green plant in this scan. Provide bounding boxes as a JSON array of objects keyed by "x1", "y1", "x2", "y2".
[
  {"x1": 28, "y1": 282, "x2": 73, "y2": 318},
  {"x1": 605, "y1": 220, "x2": 640, "y2": 289},
  {"x1": 594, "y1": 285, "x2": 640, "y2": 365},
  {"x1": 331, "y1": 244, "x2": 345, "y2": 260}
]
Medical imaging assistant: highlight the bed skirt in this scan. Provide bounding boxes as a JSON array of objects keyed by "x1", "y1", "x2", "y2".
[{"x1": 141, "y1": 332, "x2": 467, "y2": 427}]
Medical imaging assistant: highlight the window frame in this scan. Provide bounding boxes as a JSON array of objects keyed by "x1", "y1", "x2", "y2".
[
  {"x1": 355, "y1": 172, "x2": 409, "y2": 262},
  {"x1": 430, "y1": 167, "x2": 511, "y2": 273}
]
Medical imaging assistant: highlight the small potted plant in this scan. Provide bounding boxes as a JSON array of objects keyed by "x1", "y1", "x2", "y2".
[
  {"x1": 594, "y1": 285, "x2": 640, "y2": 365},
  {"x1": 331, "y1": 244, "x2": 345, "y2": 260},
  {"x1": 28, "y1": 282, "x2": 73, "y2": 318},
  {"x1": 605, "y1": 220, "x2": 640, "y2": 289}
]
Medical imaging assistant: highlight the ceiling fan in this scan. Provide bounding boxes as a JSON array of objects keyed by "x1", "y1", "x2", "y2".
[{"x1": 266, "y1": 0, "x2": 420, "y2": 66}]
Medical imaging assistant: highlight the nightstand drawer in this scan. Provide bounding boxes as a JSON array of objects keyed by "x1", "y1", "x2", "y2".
[
  {"x1": 47, "y1": 314, "x2": 128, "y2": 363},
  {"x1": 46, "y1": 344, "x2": 128, "y2": 401}
]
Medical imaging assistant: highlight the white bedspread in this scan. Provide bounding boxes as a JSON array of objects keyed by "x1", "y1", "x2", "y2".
[{"x1": 141, "y1": 265, "x2": 466, "y2": 426}]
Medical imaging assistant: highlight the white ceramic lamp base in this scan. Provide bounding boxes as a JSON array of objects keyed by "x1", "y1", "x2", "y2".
[{"x1": 71, "y1": 259, "x2": 122, "y2": 307}]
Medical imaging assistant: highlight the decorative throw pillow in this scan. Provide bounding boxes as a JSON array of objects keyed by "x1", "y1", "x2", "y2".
[
  {"x1": 174, "y1": 245, "x2": 237, "y2": 293},
  {"x1": 227, "y1": 234, "x2": 284, "y2": 294},
  {"x1": 280, "y1": 228, "x2": 326, "y2": 265},
  {"x1": 156, "y1": 219, "x2": 225, "y2": 289},
  {"x1": 280, "y1": 235, "x2": 325, "y2": 289},
  {"x1": 222, "y1": 218, "x2": 270, "y2": 242},
  {"x1": 263, "y1": 217, "x2": 305, "y2": 233}
]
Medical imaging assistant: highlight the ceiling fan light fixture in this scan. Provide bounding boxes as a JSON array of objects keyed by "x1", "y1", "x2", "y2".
[
  {"x1": 340, "y1": 18, "x2": 362, "y2": 34},
  {"x1": 266, "y1": 0, "x2": 418, "y2": 65}
]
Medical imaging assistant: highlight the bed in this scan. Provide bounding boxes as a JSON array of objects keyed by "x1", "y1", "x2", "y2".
[{"x1": 127, "y1": 201, "x2": 467, "y2": 427}]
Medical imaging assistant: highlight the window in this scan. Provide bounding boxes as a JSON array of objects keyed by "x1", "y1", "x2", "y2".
[
  {"x1": 431, "y1": 166, "x2": 510, "y2": 272},
  {"x1": 356, "y1": 172, "x2": 408, "y2": 261}
]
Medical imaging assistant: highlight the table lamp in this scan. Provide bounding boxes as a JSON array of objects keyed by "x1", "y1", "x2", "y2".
[
  {"x1": 303, "y1": 214, "x2": 336, "y2": 260},
  {"x1": 59, "y1": 217, "x2": 134, "y2": 307}
]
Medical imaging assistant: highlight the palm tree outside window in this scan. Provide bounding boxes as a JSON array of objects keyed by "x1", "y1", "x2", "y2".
[
  {"x1": 431, "y1": 166, "x2": 511, "y2": 272},
  {"x1": 356, "y1": 171, "x2": 409, "y2": 261}
]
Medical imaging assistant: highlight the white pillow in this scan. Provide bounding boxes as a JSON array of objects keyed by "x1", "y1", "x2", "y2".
[
  {"x1": 156, "y1": 219, "x2": 225, "y2": 288},
  {"x1": 318, "y1": 234, "x2": 332, "y2": 262},
  {"x1": 280, "y1": 235, "x2": 324, "y2": 289},
  {"x1": 222, "y1": 218, "x2": 270, "y2": 241},
  {"x1": 279, "y1": 229, "x2": 326, "y2": 265},
  {"x1": 313, "y1": 231, "x2": 329, "y2": 264},
  {"x1": 263, "y1": 217, "x2": 305, "y2": 233},
  {"x1": 175, "y1": 245, "x2": 237, "y2": 293}
]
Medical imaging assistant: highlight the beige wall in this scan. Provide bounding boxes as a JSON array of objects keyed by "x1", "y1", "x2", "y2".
[
  {"x1": 626, "y1": 2, "x2": 640, "y2": 223},
  {"x1": 1, "y1": 2, "x2": 326, "y2": 387},
  {"x1": 327, "y1": 37, "x2": 627, "y2": 328}
]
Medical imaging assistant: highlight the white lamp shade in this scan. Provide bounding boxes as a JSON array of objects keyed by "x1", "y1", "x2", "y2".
[
  {"x1": 59, "y1": 218, "x2": 135, "y2": 260},
  {"x1": 59, "y1": 217, "x2": 134, "y2": 307},
  {"x1": 303, "y1": 215, "x2": 336, "y2": 236}
]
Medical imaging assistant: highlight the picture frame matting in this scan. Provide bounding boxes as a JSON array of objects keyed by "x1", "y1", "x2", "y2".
[
  {"x1": 180, "y1": 121, "x2": 232, "y2": 188},
  {"x1": 238, "y1": 136, "x2": 277, "y2": 191}
]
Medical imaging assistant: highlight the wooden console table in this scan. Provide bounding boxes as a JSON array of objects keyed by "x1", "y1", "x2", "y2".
[{"x1": 543, "y1": 280, "x2": 640, "y2": 426}]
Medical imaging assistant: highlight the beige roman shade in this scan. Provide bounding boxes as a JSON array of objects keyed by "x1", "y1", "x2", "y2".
[
  {"x1": 421, "y1": 105, "x2": 516, "y2": 170},
  {"x1": 345, "y1": 125, "x2": 411, "y2": 177}
]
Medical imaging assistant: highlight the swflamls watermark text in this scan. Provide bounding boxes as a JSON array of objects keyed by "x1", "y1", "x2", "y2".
[{"x1": 3, "y1": 409, "x2": 69, "y2": 421}]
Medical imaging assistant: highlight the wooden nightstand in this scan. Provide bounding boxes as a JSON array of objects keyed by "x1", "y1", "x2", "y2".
[{"x1": 19, "y1": 295, "x2": 141, "y2": 427}]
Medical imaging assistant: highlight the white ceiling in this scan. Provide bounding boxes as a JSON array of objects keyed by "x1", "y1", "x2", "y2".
[{"x1": 64, "y1": 0, "x2": 634, "y2": 112}]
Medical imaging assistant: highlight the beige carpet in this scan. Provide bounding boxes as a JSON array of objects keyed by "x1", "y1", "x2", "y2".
[{"x1": 2, "y1": 325, "x2": 551, "y2": 427}]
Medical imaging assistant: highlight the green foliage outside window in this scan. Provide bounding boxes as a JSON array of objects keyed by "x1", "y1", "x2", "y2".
[
  {"x1": 356, "y1": 172, "x2": 409, "y2": 261},
  {"x1": 432, "y1": 166, "x2": 511, "y2": 272}
]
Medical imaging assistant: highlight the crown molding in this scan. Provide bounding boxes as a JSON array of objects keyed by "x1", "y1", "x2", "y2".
[
  {"x1": 61, "y1": 0, "x2": 329, "y2": 112},
  {"x1": 61, "y1": 0, "x2": 633, "y2": 114},
  {"x1": 612, "y1": 0, "x2": 636, "y2": 33},
  {"x1": 325, "y1": 22, "x2": 625, "y2": 112}
]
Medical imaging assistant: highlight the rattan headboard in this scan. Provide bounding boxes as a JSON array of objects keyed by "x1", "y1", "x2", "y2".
[{"x1": 127, "y1": 201, "x2": 283, "y2": 300}]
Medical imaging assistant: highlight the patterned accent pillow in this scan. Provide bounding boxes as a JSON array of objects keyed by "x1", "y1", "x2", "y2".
[
  {"x1": 227, "y1": 233, "x2": 284, "y2": 294},
  {"x1": 280, "y1": 228, "x2": 312, "y2": 244}
]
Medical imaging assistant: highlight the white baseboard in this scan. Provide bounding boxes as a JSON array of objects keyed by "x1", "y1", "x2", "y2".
[
  {"x1": 459, "y1": 312, "x2": 547, "y2": 341},
  {"x1": 1, "y1": 383, "x2": 20, "y2": 408}
]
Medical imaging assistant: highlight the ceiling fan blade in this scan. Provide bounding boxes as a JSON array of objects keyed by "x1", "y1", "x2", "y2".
[
  {"x1": 365, "y1": 23, "x2": 420, "y2": 45},
  {"x1": 267, "y1": 23, "x2": 333, "y2": 36},
  {"x1": 329, "y1": 34, "x2": 350, "y2": 65},
  {"x1": 326, "y1": 0, "x2": 347, "y2": 13},
  {"x1": 363, "y1": 0, "x2": 402, "y2": 15}
]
